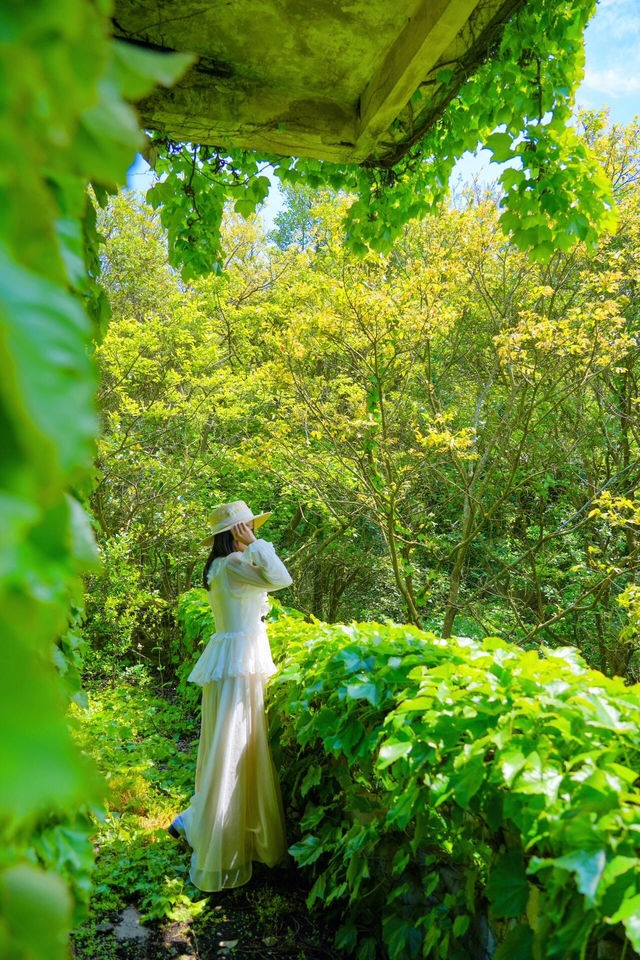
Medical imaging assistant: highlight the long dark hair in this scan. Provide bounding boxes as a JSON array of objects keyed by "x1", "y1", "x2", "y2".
[{"x1": 203, "y1": 529, "x2": 236, "y2": 589}]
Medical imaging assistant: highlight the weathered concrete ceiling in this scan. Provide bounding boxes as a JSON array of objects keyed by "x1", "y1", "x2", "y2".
[{"x1": 113, "y1": 0, "x2": 525, "y2": 167}]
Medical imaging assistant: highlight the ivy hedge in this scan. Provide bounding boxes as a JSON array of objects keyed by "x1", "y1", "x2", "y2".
[{"x1": 177, "y1": 591, "x2": 640, "y2": 960}]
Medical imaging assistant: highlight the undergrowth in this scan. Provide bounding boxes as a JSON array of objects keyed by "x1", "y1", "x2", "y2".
[{"x1": 69, "y1": 679, "x2": 206, "y2": 924}]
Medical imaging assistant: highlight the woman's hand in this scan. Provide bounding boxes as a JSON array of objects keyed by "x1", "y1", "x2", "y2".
[{"x1": 232, "y1": 521, "x2": 257, "y2": 548}]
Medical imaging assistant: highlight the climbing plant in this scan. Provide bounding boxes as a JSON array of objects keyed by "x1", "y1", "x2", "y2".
[
  {"x1": 146, "y1": 0, "x2": 616, "y2": 279},
  {"x1": 0, "y1": 2, "x2": 191, "y2": 956}
]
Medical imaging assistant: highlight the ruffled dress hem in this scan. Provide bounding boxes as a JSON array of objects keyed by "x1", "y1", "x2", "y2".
[{"x1": 187, "y1": 627, "x2": 277, "y2": 685}]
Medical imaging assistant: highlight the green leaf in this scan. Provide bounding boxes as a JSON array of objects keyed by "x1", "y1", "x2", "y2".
[
  {"x1": 288, "y1": 836, "x2": 324, "y2": 866},
  {"x1": 0, "y1": 250, "x2": 96, "y2": 480},
  {"x1": 513, "y1": 752, "x2": 563, "y2": 802},
  {"x1": 485, "y1": 132, "x2": 516, "y2": 164},
  {"x1": 234, "y1": 198, "x2": 257, "y2": 219},
  {"x1": 335, "y1": 920, "x2": 357, "y2": 951},
  {"x1": 623, "y1": 910, "x2": 640, "y2": 951},
  {"x1": 500, "y1": 749, "x2": 526, "y2": 786},
  {"x1": 356, "y1": 937, "x2": 377, "y2": 960},
  {"x1": 395, "y1": 696, "x2": 433, "y2": 712},
  {"x1": 67, "y1": 495, "x2": 99, "y2": 571},
  {"x1": 77, "y1": 90, "x2": 145, "y2": 187},
  {"x1": 383, "y1": 914, "x2": 422, "y2": 960},
  {"x1": 55, "y1": 219, "x2": 87, "y2": 290},
  {"x1": 300, "y1": 764, "x2": 322, "y2": 797},
  {"x1": 452, "y1": 755, "x2": 485, "y2": 809},
  {"x1": 248, "y1": 175, "x2": 271, "y2": 203},
  {"x1": 606, "y1": 892, "x2": 640, "y2": 924},
  {"x1": 306, "y1": 872, "x2": 326, "y2": 907},
  {"x1": 378, "y1": 739, "x2": 412, "y2": 769},
  {"x1": 487, "y1": 851, "x2": 529, "y2": 918},
  {"x1": 346, "y1": 852, "x2": 370, "y2": 892},
  {"x1": 0, "y1": 865, "x2": 72, "y2": 960},
  {"x1": 500, "y1": 167, "x2": 524, "y2": 192},
  {"x1": 337, "y1": 648, "x2": 366, "y2": 673},
  {"x1": 391, "y1": 847, "x2": 411, "y2": 876},
  {"x1": 111, "y1": 41, "x2": 194, "y2": 99},
  {"x1": 493, "y1": 923, "x2": 533, "y2": 960},
  {"x1": 566, "y1": 213, "x2": 590, "y2": 241},
  {"x1": 553, "y1": 850, "x2": 607, "y2": 904},
  {"x1": 345, "y1": 681, "x2": 379, "y2": 706}
]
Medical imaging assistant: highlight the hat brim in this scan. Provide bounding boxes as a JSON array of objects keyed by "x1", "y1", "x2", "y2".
[{"x1": 199, "y1": 511, "x2": 272, "y2": 548}]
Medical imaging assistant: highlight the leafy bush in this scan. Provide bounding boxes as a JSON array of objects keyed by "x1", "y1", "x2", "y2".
[
  {"x1": 84, "y1": 530, "x2": 170, "y2": 677},
  {"x1": 172, "y1": 590, "x2": 640, "y2": 957},
  {"x1": 263, "y1": 615, "x2": 640, "y2": 959}
]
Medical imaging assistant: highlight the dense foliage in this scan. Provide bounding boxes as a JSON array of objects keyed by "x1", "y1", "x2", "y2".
[
  {"x1": 89, "y1": 110, "x2": 640, "y2": 685},
  {"x1": 0, "y1": 4, "x2": 191, "y2": 957},
  {"x1": 173, "y1": 593, "x2": 640, "y2": 959},
  {"x1": 70, "y1": 682, "x2": 203, "y2": 926}
]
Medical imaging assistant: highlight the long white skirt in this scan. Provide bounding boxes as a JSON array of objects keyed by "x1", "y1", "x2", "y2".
[{"x1": 180, "y1": 673, "x2": 287, "y2": 891}]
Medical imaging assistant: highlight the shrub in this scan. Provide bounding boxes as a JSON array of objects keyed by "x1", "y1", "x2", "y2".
[{"x1": 267, "y1": 618, "x2": 640, "y2": 960}]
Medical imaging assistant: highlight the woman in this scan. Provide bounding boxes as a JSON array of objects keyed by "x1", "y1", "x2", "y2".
[{"x1": 168, "y1": 500, "x2": 293, "y2": 891}]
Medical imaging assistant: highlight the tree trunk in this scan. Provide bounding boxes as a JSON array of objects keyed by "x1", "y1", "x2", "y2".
[{"x1": 442, "y1": 484, "x2": 475, "y2": 639}]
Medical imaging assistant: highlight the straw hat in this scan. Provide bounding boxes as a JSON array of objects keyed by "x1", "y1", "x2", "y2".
[{"x1": 199, "y1": 500, "x2": 271, "y2": 547}]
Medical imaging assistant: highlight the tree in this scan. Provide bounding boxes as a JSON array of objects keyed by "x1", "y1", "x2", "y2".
[
  {"x1": 270, "y1": 184, "x2": 317, "y2": 251},
  {"x1": 92, "y1": 112, "x2": 640, "y2": 661}
]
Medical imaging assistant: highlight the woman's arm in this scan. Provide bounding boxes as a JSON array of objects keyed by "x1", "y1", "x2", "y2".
[{"x1": 226, "y1": 539, "x2": 293, "y2": 591}]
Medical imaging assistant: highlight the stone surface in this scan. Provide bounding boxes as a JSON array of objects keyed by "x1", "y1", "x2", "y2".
[
  {"x1": 112, "y1": 905, "x2": 151, "y2": 942},
  {"x1": 112, "y1": 0, "x2": 524, "y2": 165}
]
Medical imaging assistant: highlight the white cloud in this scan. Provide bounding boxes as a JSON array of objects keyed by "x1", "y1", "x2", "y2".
[
  {"x1": 583, "y1": 66, "x2": 640, "y2": 98},
  {"x1": 581, "y1": 0, "x2": 640, "y2": 110}
]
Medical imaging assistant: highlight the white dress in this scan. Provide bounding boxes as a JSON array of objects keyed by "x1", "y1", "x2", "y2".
[{"x1": 180, "y1": 538, "x2": 292, "y2": 891}]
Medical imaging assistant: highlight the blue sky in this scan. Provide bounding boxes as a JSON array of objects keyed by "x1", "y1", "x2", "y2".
[
  {"x1": 579, "y1": 0, "x2": 640, "y2": 120},
  {"x1": 127, "y1": 0, "x2": 640, "y2": 226}
]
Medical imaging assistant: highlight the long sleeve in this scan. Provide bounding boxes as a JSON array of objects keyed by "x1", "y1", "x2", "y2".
[{"x1": 226, "y1": 539, "x2": 293, "y2": 592}]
